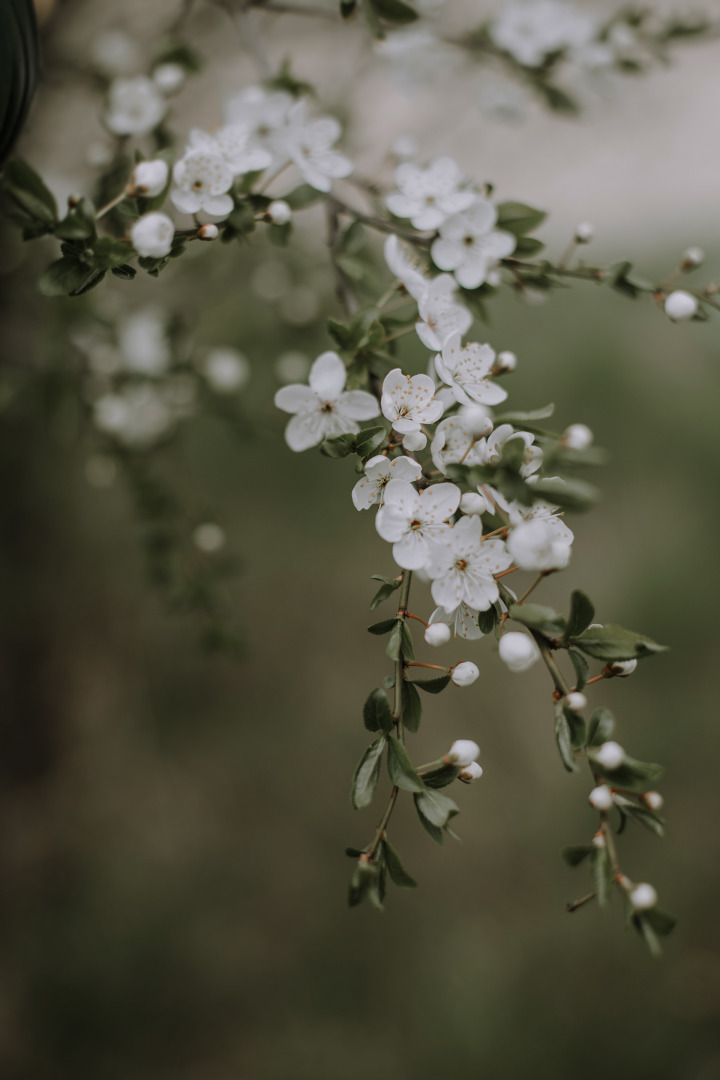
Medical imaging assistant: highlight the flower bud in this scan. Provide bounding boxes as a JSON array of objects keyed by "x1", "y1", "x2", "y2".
[
  {"x1": 575, "y1": 221, "x2": 594, "y2": 243},
  {"x1": 447, "y1": 739, "x2": 480, "y2": 767},
  {"x1": 425, "y1": 622, "x2": 451, "y2": 647},
  {"x1": 630, "y1": 883, "x2": 658, "y2": 910},
  {"x1": 589, "y1": 784, "x2": 613, "y2": 811},
  {"x1": 664, "y1": 289, "x2": 698, "y2": 322},
  {"x1": 592, "y1": 832, "x2": 605, "y2": 849},
  {"x1": 459, "y1": 492, "x2": 487, "y2": 516},
  {"x1": 562, "y1": 423, "x2": 593, "y2": 451},
  {"x1": 450, "y1": 662, "x2": 479, "y2": 687},
  {"x1": 129, "y1": 159, "x2": 169, "y2": 197},
  {"x1": 130, "y1": 211, "x2": 174, "y2": 258},
  {"x1": 643, "y1": 791, "x2": 664, "y2": 812},
  {"x1": 609, "y1": 658, "x2": 637, "y2": 677},
  {"x1": 497, "y1": 350, "x2": 517, "y2": 372},
  {"x1": 458, "y1": 761, "x2": 483, "y2": 783},
  {"x1": 267, "y1": 200, "x2": 292, "y2": 226},
  {"x1": 498, "y1": 631, "x2": 540, "y2": 673},
  {"x1": 153, "y1": 62, "x2": 186, "y2": 94},
  {"x1": 459, "y1": 405, "x2": 493, "y2": 441},
  {"x1": 564, "y1": 691, "x2": 587, "y2": 711},
  {"x1": 402, "y1": 430, "x2": 427, "y2": 451},
  {"x1": 682, "y1": 246, "x2": 704, "y2": 269},
  {"x1": 193, "y1": 522, "x2": 226, "y2": 553},
  {"x1": 595, "y1": 740, "x2": 625, "y2": 770}
]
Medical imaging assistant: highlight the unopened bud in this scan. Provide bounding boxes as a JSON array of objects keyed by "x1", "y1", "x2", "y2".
[
  {"x1": 267, "y1": 200, "x2": 292, "y2": 226},
  {"x1": 592, "y1": 832, "x2": 606, "y2": 849},
  {"x1": 425, "y1": 622, "x2": 451, "y2": 647},
  {"x1": 402, "y1": 430, "x2": 427, "y2": 452},
  {"x1": 129, "y1": 158, "x2": 169, "y2": 198},
  {"x1": 562, "y1": 423, "x2": 593, "y2": 451},
  {"x1": 630, "y1": 882, "x2": 658, "y2": 910},
  {"x1": 589, "y1": 784, "x2": 613, "y2": 811},
  {"x1": 565, "y1": 691, "x2": 587, "y2": 711},
  {"x1": 575, "y1": 221, "x2": 594, "y2": 243},
  {"x1": 682, "y1": 246, "x2": 704, "y2": 269},
  {"x1": 496, "y1": 350, "x2": 517, "y2": 372},
  {"x1": 458, "y1": 761, "x2": 483, "y2": 783},
  {"x1": 595, "y1": 740, "x2": 625, "y2": 770},
  {"x1": 193, "y1": 522, "x2": 226, "y2": 553},
  {"x1": 664, "y1": 289, "x2": 698, "y2": 322},
  {"x1": 459, "y1": 492, "x2": 487, "y2": 516},
  {"x1": 498, "y1": 631, "x2": 540, "y2": 673},
  {"x1": 643, "y1": 791, "x2": 664, "y2": 812},
  {"x1": 447, "y1": 739, "x2": 480, "y2": 766},
  {"x1": 197, "y1": 223, "x2": 219, "y2": 241},
  {"x1": 609, "y1": 658, "x2": 637, "y2": 677},
  {"x1": 459, "y1": 404, "x2": 492, "y2": 441},
  {"x1": 450, "y1": 661, "x2": 479, "y2": 687},
  {"x1": 153, "y1": 62, "x2": 186, "y2": 95}
]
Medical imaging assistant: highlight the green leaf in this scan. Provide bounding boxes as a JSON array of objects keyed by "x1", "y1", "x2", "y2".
[
  {"x1": 414, "y1": 788, "x2": 459, "y2": 829},
  {"x1": 327, "y1": 317, "x2": 357, "y2": 350},
  {"x1": 92, "y1": 236, "x2": 133, "y2": 270},
  {"x1": 372, "y1": 0, "x2": 419, "y2": 22},
  {"x1": 401, "y1": 680, "x2": 422, "y2": 733},
  {"x1": 387, "y1": 734, "x2": 424, "y2": 793},
  {"x1": 588, "y1": 750, "x2": 664, "y2": 791},
  {"x1": 38, "y1": 256, "x2": 93, "y2": 297},
  {"x1": 385, "y1": 621, "x2": 403, "y2": 661},
  {"x1": 568, "y1": 649, "x2": 589, "y2": 691},
  {"x1": 478, "y1": 607, "x2": 499, "y2": 634},
  {"x1": 348, "y1": 857, "x2": 380, "y2": 908},
  {"x1": 496, "y1": 200, "x2": 547, "y2": 237},
  {"x1": 509, "y1": 603, "x2": 566, "y2": 635},
  {"x1": 592, "y1": 847, "x2": 612, "y2": 906},
  {"x1": 320, "y1": 432, "x2": 356, "y2": 458},
  {"x1": 421, "y1": 763, "x2": 460, "y2": 789},
  {"x1": 495, "y1": 403, "x2": 554, "y2": 424},
  {"x1": 363, "y1": 688, "x2": 392, "y2": 733},
  {"x1": 340, "y1": 0, "x2": 357, "y2": 16},
  {"x1": 532, "y1": 477, "x2": 599, "y2": 512},
  {"x1": 536, "y1": 82, "x2": 580, "y2": 115},
  {"x1": 2, "y1": 158, "x2": 57, "y2": 223},
  {"x1": 633, "y1": 912, "x2": 662, "y2": 957},
  {"x1": 410, "y1": 674, "x2": 451, "y2": 694},
  {"x1": 563, "y1": 705, "x2": 587, "y2": 750},
  {"x1": 367, "y1": 618, "x2": 397, "y2": 636},
  {"x1": 355, "y1": 425, "x2": 388, "y2": 461},
  {"x1": 570, "y1": 624, "x2": 668, "y2": 662},
  {"x1": 513, "y1": 236, "x2": 545, "y2": 257},
  {"x1": 54, "y1": 196, "x2": 96, "y2": 240},
  {"x1": 383, "y1": 838, "x2": 418, "y2": 887},
  {"x1": 351, "y1": 736, "x2": 386, "y2": 809},
  {"x1": 110, "y1": 263, "x2": 137, "y2": 280},
  {"x1": 554, "y1": 704, "x2": 577, "y2": 772},
  {"x1": 370, "y1": 577, "x2": 401, "y2": 611},
  {"x1": 340, "y1": 219, "x2": 366, "y2": 256},
  {"x1": 400, "y1": 620, "x2": 414, "y2": 661},
  {"x1": 644, "y1": 907, "x2": 676, "y2": 937},
  {"x1": 562, "y1": 844, "x2": 595, "y2": 867},
  {"x1": 588, "y1": 707, "x2": 615, "y2": 746},
  {"x1": 565, "y1": 590, "x2": 595, "y2": 641}
]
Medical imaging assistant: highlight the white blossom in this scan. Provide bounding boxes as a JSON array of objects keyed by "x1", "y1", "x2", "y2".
[
  {"x1": 90, "y1": 30, "x2": 142, "y2": 77},
  {"x1": 508, "y1": 518, "x2": 571, "y2": 571},
  {"x1": 274, "y1": 351, "x2": 379, "y2": 452},
  {"x1": 105, "y1": 76, "x2": 167, "y2": 136},
  {"x1": 431, "y1": 200, "x2": 516, "y2": 289},
  {"x1": 682, "y1": 246, "x2": 704, "y2": 268},
  {"x1": 188, "y1": 125, "x2": 273, "y2": 177},
  {"x1": 383, "y1": 235, "x2": 428, "y2": 300},
  {"x1": 267, "y1": 200, "x2": 292, "y2": 225},
  {"x1": 171, "y1": 151, "x2": 234, "y2": 217},
  {"x1": 630, "y1": 883, "x2": 658, "y2": 911},
  {"x1": 426, "y1": 514, "x2": 512, "y2": 612},
  {"x1": 375, "y1": 479, "x2": 461, "y2": 569},
  {"x1": 480, "y1": 424, "x2": 543, "y2": 477},
  {"x1": 643, "y1": 792, "x2": 663, "y2": 812},
  {"x1": 458, "y1": 761, "x2": 483, "y2": 782},
  {"x1": 224, "y1": 86, "x2": 293, "y2": 163},
  {"x1": 490, "y1": 1, "x2": 599, "y2": 69},
  {"x1": 450, "y1": 662, "x2": 480, "y2": 687},
  {"x1": 203, "y1": 348, "x2": 250, "y2": 393},
  {"x1": 381, "y1": 368, "x2": 444, "y2": 434},
  {"x1": 424, "y1": 622, "x2": 451, "y2": 647},
  {"x1": 565, "y1": 691, "x2": 587, "y2": 711},
  {"x1": 459, "y1": 492, "x2": 489, "y2": 516},
  {"x1": 351, "y1": 454, "x2": 422, "y2": 511},
  {"x1": 153, "y1": 63, "x2": 186, "y2": 95},
  {"x1": 588, "y1": 785, "x2": 613, "y2": 811},
  {"x1": 498, "y1": 631, "x2": 540, "y2": 672},
  {"x1": 431, "y1": 415, "x2": 485, "y2": 474},
  {"x1": 447, "y1": 739, "x2": 480, "y2": 766},
  {"x1": 130, "y1": 212, "x2": 174, "y2": 258},
  {"x1": 664, "y1": 289, "x2": 698, "y2": 322},
  {"x1": 93, "y1": 384, "x2": 175, "y2": 447},
  {"x1": 428, "y1": 603, "x2": 484, "y2": 640},
  {"x1": 497, "y1": 350, "x2": 517, "y2": 372},
  {"x1": 595, "y1": 740, "x2": 625, "y2": 770},
  {"x1": 385, "y1": 156, "x2": 476, "y2": 231},
  {"x1": 575, "y1": 221, "x2": 594, "y2": 243},
  {"x1": 416, "y1": 276, "x2": 473, "y2": 351},
  {"x1": 281, "y1": 101, "x2": 352, "y2": 193},
  {"x1": 563, "y1": 422, "x2": 593, "y2": 450},
  {"x1": 610, "y1": 659, "x2": 637, "y2": 677},
  {"x1": 434, "y1": 331, "x2": 508, "y2": 407},
  {"x1": 129, "y1": 159, "x2": 169, "y2": 198},
  {"x1": 198, "y1": 223, "x2": 219, "y2": 241}
]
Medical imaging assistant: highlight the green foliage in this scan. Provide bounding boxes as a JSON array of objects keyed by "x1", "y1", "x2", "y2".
[
  {"x1": 387, "y1": 734, "x2": 424, "y2": 793},
  {"x1": 496, "y1": 201, "x2": 547, "y2": 237},
  {"x1": 570, "y1": 624, "x2": 668, "y2": 661},
  {"x1": 363, "y1": 688, "x2": 392, "y2": 733},
  {"x1": 351, "y1": 736, "x2": 386, "y2": 809}
]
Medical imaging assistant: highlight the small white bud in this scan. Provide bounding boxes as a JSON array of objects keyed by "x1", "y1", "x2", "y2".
[
  {"x1": 592, "y1": 832, "x2": 606, "y2": 849},
  {"x1": 424, "y1": 622, "x2": 451, "y2": 647},
  {"x1": 682, "y1": 246, "x2": 704, "y2": 268},
  {"x1": 197, "y1": 223, "x2": 219, "y2": 241},
  {"x1": 458, "y1": 404, "x2": 493, "y2": 441},
  {"x1": 498, "y1": 631, "x2": 540, "y2": 673},
  {"x1": 486, "y1": 269, "x2": 501, "y2": 287},
  {"x1": 451, "y1": 661, "x2": 479, "y2": 687},
  {"x1": 193, "y1": 523, "x2": 226, "y2": 553},
  {"x1": 595, "y1": 740, "x2": 625, "y2": 770},
  {"x1": 153, "y1": 62, "x2": 186, "y2": 95},
  {"x1": 562, "y1": 423, "x2": 593, "y2": 451},
  {"x1": 575, "y1": 221, "x2": 594, "y2": 243},
  {"x1": 267, "y1": 200, "x2": 292, "y2": 226},
  {"x1": 565, "y1": 692, "x2": 587, "y2": 711},
  {"x1": 664, "y1": 289, "x2": 698, "y2": 322},
  {"x1": 589, "y1": 785, "x2": 613, "y2": 811},
  {"x1": 630, "y1": 883, "x2": 658, "y2": 911},
  {"x1": 402, "y1": 430, "x2": 427, "y2": 452},
  {"x1": 203, "y1": 348, "x2": 250, "y2": 393},
  {"x1": 459, "y1": 492, "x2": 487, "y2": 516},
  {"x1": 129, "y1": 159, "x2": 169, "y2": 198},
  {"x1": 130, "y1": 212, "x2": 174, "y2": 258},
  {"x1": 458, "y1": 761, "x2": 483, "y2": 783},
  {"x1": 496, "y1": 350, "x2": 517, "y2": 372},
  {"x1": 447, "y1": 739, "x2": 480, "y2": 767},
  {"x1": 643, "y1": 791, "x2": 664, "y2": 812},
  {"x1": 610, "y1": 658, "x2": 637, "y2": 677}
]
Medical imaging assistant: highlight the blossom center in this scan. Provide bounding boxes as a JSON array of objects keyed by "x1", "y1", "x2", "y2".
[
  {"x1": 455, "y1": 558, "x2": 468, "y2": 571},
  {"x1": 320, "y1": 401, "x2": 335, "y2": 413},
  {"x1": 409, "y1": 519, "x2": 423, "y2": 531}
]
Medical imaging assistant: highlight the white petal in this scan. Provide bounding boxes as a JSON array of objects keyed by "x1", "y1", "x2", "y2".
[
  {"x1": 274, "y1": 384, "x2": 318, "y2": 414},
  {"x1": 393, "y1": 531, "x2": 430, "y2": 570},
  {"x1": 284, "y1": 411, "x2": 325, "y2": 451},
  {"x1": 431, "y1": 237, "x2": 464, "y2": 272},
  {"x1": 203, "y1": 193, "x2": 234, "y2": 216},
  {"x1": 309, "y1": 351, "x2": 346, "y2": 399},
  {"x1": 337, "y1": 390, "x2": 380, "y2": 420},
  {"x1": 419, "y1": 481, "x2": 461, "y2": 523},
  {"x1": 376, "y1": 504, "x2": 410, "y2": 543},
  {"x1": 351, "y1": 475, "x2": 381, "y2": 510},
  {"x1": 390, "y1": 456, "x2": 423, "y2": 482}
]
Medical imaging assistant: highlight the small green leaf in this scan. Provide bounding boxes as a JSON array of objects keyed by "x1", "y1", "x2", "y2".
[
  {"x1": 2, "y1": 159, "x2": 58, "y2": 224},
  {"x1": 383, "y1": 838, "x2": 418, "y2": 887},
  {"x1": 568, "y1": 649, "x2": 589, "y2": 691},
  {"x1": 570, "y1": 624, "x2": 668, "y2": 662},
  {"x1": 588, "y1": 707, "x2": 615, "y2": 746},
  {"x1": 633, "y1": 912, "x2": 662, "y2": 957},
  {"x1": 410, "y1": 674, "x2": 451, "y2": 694},
  {"x1": 38, "y1": 256, "x2": 93, "y2": 297},
  {"x1": 363, "y1": 688, "x2": 392, "y2": 733},
  {"x1": 562, "y1": 844, "x2": 595, "y2": 867},
  {"x1": 387, "y1": 734, "x2": 424, "y2": 793},
  {"x1": 92, "y1": 236, "x2": 132, "y2": 270},
  {"x1": 367, "y1": 618, "x2": 397, "y2": 636},
  {"x1": 532, "y1": 477, "x2": 599, "y2": 512},
  {"x1": 414, "y1": 788, "x2": 459, "y2": 829},
  {"x1": 320, "y1": 432, "x2": 356, "y2": 458},
  {"x1": 495, "y1": 403, "x2": 554, "y2": 424},
  {"x1": 588, "y1": 750, "x2": 664, "y2": 791},
  {"x1": 421, "y1": 763, "x2": 460, "y2": 789},
  {"x1": 554, "y1": 704, "x2": 577, "y2": 772},
  {"x1": 478, "y1": 607, "x2": 499, "y2": 634},
  {"x1": 496, "y1": 200, "x2": 547, "y2": 237},
  {"x1": 348, "y1": 857, "x2": 380, "y2": 908},
  {"x1": 510, "y1": 603, "x2": 566, "y2": 635},
  {"x1": 355, "y1": 425, "x2": 388, "y2": 461},
  {"x1": 401, "y1": 680, "x2": 422, "y2": 733},
  {"x1": 54, "y1": 196, "x2": 96, "y2": 240},
  {"x1": 564, "y1": 705, "x2": 587, "y2": 750},
  {"x1": 400, "y1": 620, "x2": 414, "y2": 661},
  {"x1": 644, "y1": 907, "x2": 676, "y2": 936},
  {"x1": 385, "y1": 621, "x2": 403, "y2": 661},
  {"x1": 565, "y1": 590, "x2": 595, "y2": 641},
  {"x1": 351, "y1": 736, "x2": 386, "y2": 809},
  {"x1": 340, "y1": 0, "x2": 357, "y2": 16}
]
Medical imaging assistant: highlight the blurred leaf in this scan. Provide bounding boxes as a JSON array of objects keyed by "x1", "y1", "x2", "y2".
[
  {"x1": 588, "y1": 707, "x2": 615, "y2": 746},
  {"x1": 496, "y1": 201, "x2": 547, "y2": 236},
  {"x1": 351, "y1": 736, "x2": 386, "y2": 809},
  {"x1": 54, "y1": 196, "x2": 96, "y2": 240},
  {"x1": 320, "y1": 432, "x2": 356, "y2": 458},
  {"x1": 496, "y1": 403, "x2": 554, "y2": 424},
  {"x1": 532, "y1": 477, "x2": 599, "y2": 512},
  {"x1": 367, "y1": 618, "x2": 397, "y2": 635},
  {"x1": 571, "y1": 624, "x2": 668, "y2": 661},
  {"x1": 414, "y1": 788, "x2": 459, "y2": 829},
  {"x1": 554, "y1": 704, "x2": 577, "y2": 772},
  {"x1": 401, "y1": 679, "x2": 422, "y2": 733},
  {"x1": 382, "y1": 838, "x2": 418, "y2": 887},
  {"x1": 410, "y1": 674, "x2": 451, "y2": 694},
  {"x1": 565, "y1": 590, "x2": 595, "y2": 640},
  {"x1": 372, "y1": 0, "x2": 418, "y2": 22},
  {"x1": 348, "y1": 858, "x2": 380, "y2": 908},
  {"x1": 588, "y1": 750, "x2": 664, "y2": 790},
  {"x1": 363, "y1": 688, "x2": 392, "y2": 733},
  {"x1": 387, "y1": 734, "x2": 424, "y2": 793},
  {"x1": 400, "y1": 620, "x2": 414, "y2": 661},
  {"x1": 562, "y1": 844, "x2": 595, "y2": 867},
  {"x1": 568, "y1": 648, "x2": 589, "y2": 691},
  {"x1": 592, "y1": 847, "x2": 612, "y2": 906},
  {"x1": 38, "y1": 256, "x2": 93, "y2": 297},
  {"x1": 510, "y1": 603, "x2": 566, "y2": 635},
  {"x1": 2, "y1": 158, "x2": 57, "y2": 223}
]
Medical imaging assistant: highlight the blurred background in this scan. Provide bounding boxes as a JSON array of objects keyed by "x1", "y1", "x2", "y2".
[{"x1": 1, "y1": 0, "x2": 720, "y2": 1077}]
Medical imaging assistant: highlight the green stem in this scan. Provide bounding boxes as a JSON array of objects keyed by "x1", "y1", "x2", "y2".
[{"x1": 531, "y1": 631, "x2": 571, "y2": 696}]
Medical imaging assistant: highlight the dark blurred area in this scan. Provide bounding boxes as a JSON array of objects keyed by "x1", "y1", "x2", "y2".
[{"x1": 1, "y1": 2, "x2": 720, "y2": 1078}]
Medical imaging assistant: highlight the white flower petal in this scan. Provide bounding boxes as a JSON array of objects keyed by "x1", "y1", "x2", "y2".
[{"x1": 309, "y1": 351, "x2": 346, "y2": 399}]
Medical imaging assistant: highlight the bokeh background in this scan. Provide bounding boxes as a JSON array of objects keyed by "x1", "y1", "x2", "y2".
[{"x1": 1, "y1": 1, "x2": 720, "y2": 1077}]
